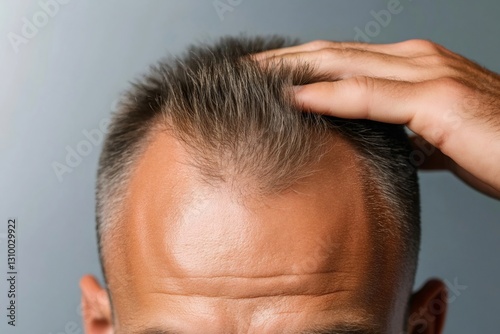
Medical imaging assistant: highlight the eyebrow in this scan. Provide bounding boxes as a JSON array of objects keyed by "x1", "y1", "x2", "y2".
[
  {"x1": 301, "y1": 325, "x2": 380, "y2": 334},
  {"x1": 135, "y1": 324, "x2": 380, "y2": 334}
]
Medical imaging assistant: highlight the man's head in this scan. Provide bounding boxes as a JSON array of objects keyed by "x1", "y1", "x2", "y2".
[{"x1": 81, "y1": 36, "x2": 447, "y2": 333}]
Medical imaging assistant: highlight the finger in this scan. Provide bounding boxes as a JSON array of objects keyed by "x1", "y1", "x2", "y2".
[
  {"x1": 450, "y1": 163, "x2": 500, "y2": 199},
  {"x1": 251, "y1": 39, "x2": 432, "y2": 61},
  {"x1": 258, "y1": 48, "x2": 450, "y2": 82},
  {"x1": 410, "y1": 137, "x2": 500, "y2": 198},
  {"x1": 293, "y1": 77, "x2": 427, "y2": 124}
]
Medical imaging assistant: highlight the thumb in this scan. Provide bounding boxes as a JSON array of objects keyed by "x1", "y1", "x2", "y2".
[{"x1": 410, "y1": 136, "x2": 500, "y2": 199}]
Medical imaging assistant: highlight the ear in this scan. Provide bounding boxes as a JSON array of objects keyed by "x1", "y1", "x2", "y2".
[
  {"x1": 406, "y1": 279, "x2": 448, "y2": 334},
  {"x1": 80, "y1": 275, "x2": 113, "y2": 334}
]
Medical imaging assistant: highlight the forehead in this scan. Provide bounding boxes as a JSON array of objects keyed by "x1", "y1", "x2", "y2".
[{"x1": 105, "y1": 131, "x2": 404, "y2": 330}]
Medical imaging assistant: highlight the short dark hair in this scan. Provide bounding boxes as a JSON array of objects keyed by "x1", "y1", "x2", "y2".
[{"x1": 95, "y1": 35, "x2": 420, "y2": 291}]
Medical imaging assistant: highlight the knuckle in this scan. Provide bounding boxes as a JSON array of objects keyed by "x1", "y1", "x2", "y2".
[
  {"x1": 352, "y1": 76, "x2": 374, "y2": 93},
  {"x1": 434, "y1": 77, "x2": 468, "y2": 96},
  {"x1": 428, "y1": 125, "x2": 451, "y2": 151},
  {"x1": 350, "y1": 76, "x2": 375, "y2": 112},
  {"x1": 305, "y1": 40, "x2": 333, "y2": 51},
  {"x1": 318, "y1": 48, "x2": 339, "y2": 60},
  {"x1": 406, "y1": 39, "x2": 439, "y2": 53}
]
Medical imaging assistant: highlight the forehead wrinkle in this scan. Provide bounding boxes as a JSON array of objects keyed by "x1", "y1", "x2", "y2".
[
  {"x1": 152, "y1": 270, "x2": 353, "y2": 279},
  {"x1": 145, "y1": 289, "x2": 354, "y2": 300},
  {"x1": 144, "y1": 270, "x2": 359, "y2": 300}
]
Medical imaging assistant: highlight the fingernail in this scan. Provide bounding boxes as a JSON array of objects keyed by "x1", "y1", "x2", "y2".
[{"x1": 292, "y1": 85, "x2": 304, "y2": 93}]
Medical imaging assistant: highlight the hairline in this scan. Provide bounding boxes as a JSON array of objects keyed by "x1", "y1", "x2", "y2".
[{"x1": 94, "y1": 36, "x2": 420, "y2": 328}]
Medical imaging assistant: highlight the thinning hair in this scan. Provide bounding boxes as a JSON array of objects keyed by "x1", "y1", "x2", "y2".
[{"x1": 95, "y1": 36, "x2": 420, "y2": 292}]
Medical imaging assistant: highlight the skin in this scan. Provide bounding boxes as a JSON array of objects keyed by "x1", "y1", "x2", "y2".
[
  {"x1": 81, "y1": 131, "x2": 447, "y2": 334},
  {"x1": 252, "y1": 39, "x2": 500, "y2": 199}
]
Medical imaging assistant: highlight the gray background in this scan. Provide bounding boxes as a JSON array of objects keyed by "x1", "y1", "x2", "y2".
[{"x1": 1, "y1": 0, "x2": 499, "y2": 333}]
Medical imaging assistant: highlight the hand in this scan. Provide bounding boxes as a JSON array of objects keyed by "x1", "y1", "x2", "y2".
[{"x1": 253, "y1": 39, "x2": 500, "y2": 199}]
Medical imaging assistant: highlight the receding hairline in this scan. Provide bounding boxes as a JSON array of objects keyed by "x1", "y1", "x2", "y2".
[
  {"x1": 96, "y1": 52, "x2": 335, "y2": 241},
  {"x1": 98, "y1": 119, "x2": 403, "y2": 277},
  {"x1": 95, "y1": 35, "x2": 420, "y2": 295}
]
